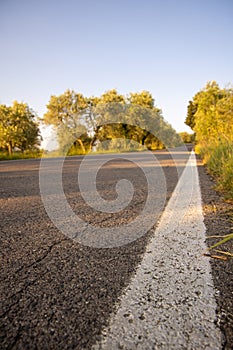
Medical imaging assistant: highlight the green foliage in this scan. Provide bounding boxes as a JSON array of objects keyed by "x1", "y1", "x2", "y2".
[
  {"x1": 179, "y1": 132, "x2": 195, "y2": 143},
  {"x1": 100, "y1": 89, "x2": 125, "y2": 104},
  {"x1": 43, "y1": 89, "x2": 87, "y2": 126},
  {"x1": 0, "y1": 101, "x2": 41, "y2": 155},
  {"x1": 128, "y1": 91, "x2": 155, "y2": 109},
  {"x1": 185, "y1": 100, "x2": 197, "y2": 130},
  {"x1": 194, "y1": 82, "x2": 232, "y2": 145},
  {"x1": 188, "y1": 81, "x2": 233, "y2": 199},
  {"x1": 43, "y1": 89, "x2": 182, "y2": 154},
  {"x1": 44, "y1": 90, "x2": 89, "y2": 155},
  {"x1": 0, "y1": 149, "x2": 42, "y2": 161},
  {"x1": 197, "y1": 141, "x2": 233, "y2": 199}
]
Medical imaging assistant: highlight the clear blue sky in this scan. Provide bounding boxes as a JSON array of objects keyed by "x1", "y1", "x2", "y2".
[{"x1": 1, "y1": 0, "x2": 233, "y2": 143}]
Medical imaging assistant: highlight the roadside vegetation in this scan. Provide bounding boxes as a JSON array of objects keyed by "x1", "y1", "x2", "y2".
[
  {"x1": 0, "y1": 90, "x2": 183, "y2": 161},
  {"x1": 0, "y1": 101, "x2": 41, "y2": 160},
  {"x1": 178, "y1": 132, "x2": 195, "y2": 144},
  {"x1": 0, "y1": 150, "x2": 42, "y2": 161},
  {"x1": 185, "y1": 81, "x2": 233, "y2": 201},
  {"x1": 43, "y1": 89, "x2": 181, "y2": 155},
  {"x1": 185, "y1": 81, "x2": 233, "y2": 257}
]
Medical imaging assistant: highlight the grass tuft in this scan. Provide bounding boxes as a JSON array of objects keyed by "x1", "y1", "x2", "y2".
[
  {"x1": 0, "y1": 150, "x2": 42, "y2": 161},
  {"x1": 196, "y1": 141, "x2": 233, "y2": 201}
]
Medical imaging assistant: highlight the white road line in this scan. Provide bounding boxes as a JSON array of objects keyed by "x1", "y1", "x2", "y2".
[{"x1": 93, "y1": 152, "x2": 223, "y2": 350}]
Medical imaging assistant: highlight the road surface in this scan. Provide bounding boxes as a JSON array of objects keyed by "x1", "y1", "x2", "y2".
[{"x1": 0, "y1": 150, "x2": 222, "y2": 349}]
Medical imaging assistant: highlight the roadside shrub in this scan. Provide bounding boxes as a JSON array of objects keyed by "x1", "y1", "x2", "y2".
[
  {"x1": 0, "y1": 149, "x2": 42, "y2": 161},
  {"x1": 198, "y1": 141, "x2": 233, "y2": 200}
]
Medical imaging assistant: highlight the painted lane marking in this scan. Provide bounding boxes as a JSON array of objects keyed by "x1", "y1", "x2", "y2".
[{"x1": 93, "y1": 152, "x2": 222, "y2": 350}]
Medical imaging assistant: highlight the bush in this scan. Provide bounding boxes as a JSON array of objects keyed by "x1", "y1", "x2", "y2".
[
  {"x1": 197, "y1": 141, "x2": 233, "y2": 200},
  {"x1": 0, "y1": 149, "x2": 42, "y2": 161}
]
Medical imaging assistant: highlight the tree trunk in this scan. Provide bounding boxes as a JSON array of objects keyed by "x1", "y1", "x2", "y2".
[
  {"x1": 90, "y1": 126, "x2": 101, "y2": 149},
  {"x1": 77, "y1": 139, "x2": 86, "y2": 154},
  {"x1": 7, "y1": 142, "x2": 12, "y2": 156},
  {"x1": 141, "y1": 131, "x2": 150, "y2": 145}
]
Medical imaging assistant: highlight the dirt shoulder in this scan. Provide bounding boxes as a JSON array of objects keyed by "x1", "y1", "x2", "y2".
[{"x1": 197, "y1": 158, "x2": 233, "y2": 350}]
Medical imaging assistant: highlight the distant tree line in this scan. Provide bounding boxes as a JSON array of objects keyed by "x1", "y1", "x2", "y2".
[
  {"x1": 178, "y1": 132, "x2": 195, "y2": 144},
  {"x1": 43, "y1": 89, "x2": 182, "y2": 154},
  {"x1": 2, "y1": 88, "x2": 205, "y2": 158}
]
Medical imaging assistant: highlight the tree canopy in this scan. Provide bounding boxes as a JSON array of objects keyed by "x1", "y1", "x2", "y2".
[
  {"x1": 186, "y1": 81, "x2": 233, "y2": 198},
  {"x1": 179, "y1": 132, "x2": 195, "y2": 144},
  {"x1": 0, "y1": 101, "x2": 41, "y2": 155},
  {"x1": 186, "y1": 81, "x2": 233, "y2": 145},
  {"x1": 43, "y1": 89, "x2": 182, "y2": 154}
]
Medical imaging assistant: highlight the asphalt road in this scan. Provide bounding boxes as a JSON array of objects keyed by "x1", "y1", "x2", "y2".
[
  {"x1": 1, "y1": 150, "x2": 190, "y2": 349},
  {"x1": 94, "y1": 152, "x2": 222, "y2": 349}
]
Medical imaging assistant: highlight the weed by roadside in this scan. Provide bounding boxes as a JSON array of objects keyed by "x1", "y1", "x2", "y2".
[
  {"x1": 204, "y1": 206, "x2": 233, "y2": 261},
  {"x1": 0, "y1": 150, "x2": 42, "y2": 161},
  {"x1": 196, "y1": 141, "x2": 233, "y2": 201}
]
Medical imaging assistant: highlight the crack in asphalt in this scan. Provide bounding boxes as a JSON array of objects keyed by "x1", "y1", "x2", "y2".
[
  {"x1": 14, "y1": 238, "x2": 70, "y2": 274},
  {"x1": 1, "y1": 238, "x2": 70, "y2": 319}
]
